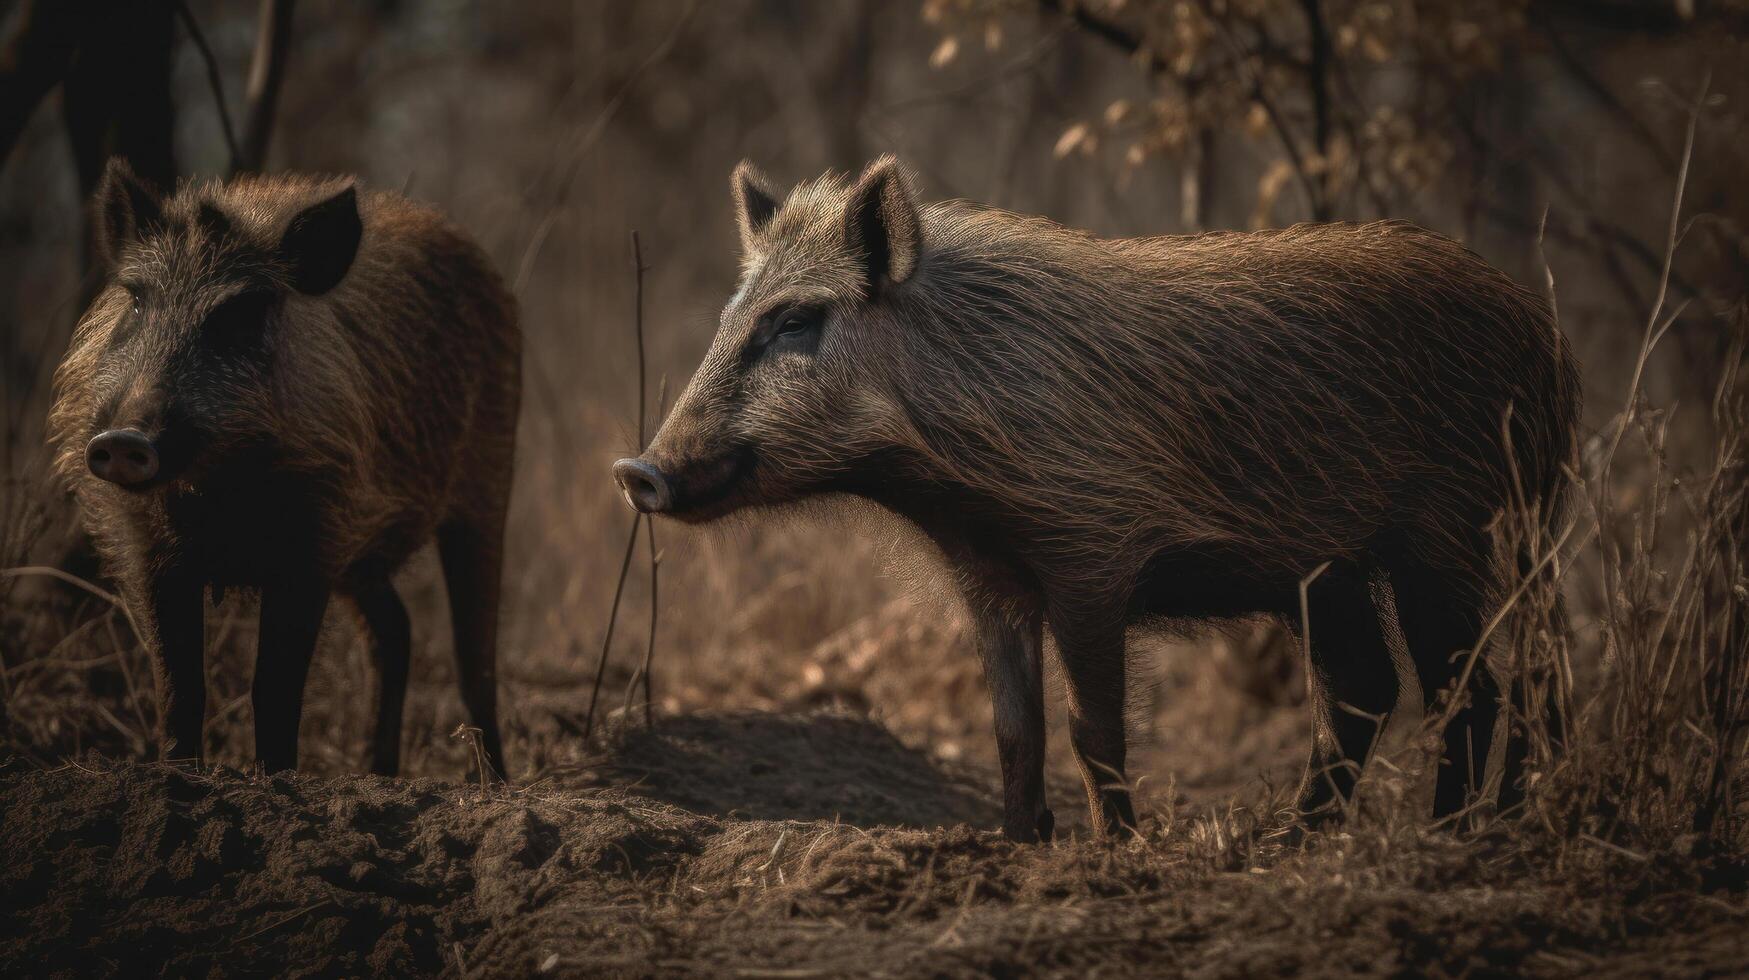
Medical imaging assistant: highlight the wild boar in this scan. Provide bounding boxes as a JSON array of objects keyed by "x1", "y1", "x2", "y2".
[
  {"x1": 613, "y1": 156, "x2": 1578, "y2": 841},
  {"x1": 49, "y1": 159, "x2": 520, "y2": 778}
]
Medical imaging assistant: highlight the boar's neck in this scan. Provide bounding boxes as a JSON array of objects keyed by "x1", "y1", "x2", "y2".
[
  {"x1": 156, "y1": 462, "x2": 332, "y2": 589},
  {"x1": 840, "y1": 448, "x2": 1043, "y2": 607}
]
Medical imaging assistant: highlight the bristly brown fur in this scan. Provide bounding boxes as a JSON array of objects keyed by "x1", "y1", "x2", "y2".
[
  {"x1": 635, "y1": 155, "x2": 1581, "y2": 841},
  {"x1": 48, "y1": 160, "x2": 520, "y2": 777}
]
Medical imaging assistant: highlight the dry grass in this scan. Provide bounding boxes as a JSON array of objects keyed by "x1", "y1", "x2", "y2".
[{"x1": 1474, "y1": 94, "x2": 1749, "y2": 867}]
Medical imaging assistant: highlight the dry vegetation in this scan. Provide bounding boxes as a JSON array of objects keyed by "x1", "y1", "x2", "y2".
[{"x1": 2, "y1": 1, "x2": 1747, "y2": 975}]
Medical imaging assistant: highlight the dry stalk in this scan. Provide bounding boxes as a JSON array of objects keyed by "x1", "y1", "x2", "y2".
[
  {"x1": 627, "y1": 375, "x2": 669, "y2": 726},
  {"x1": 171, "y1": 1, "x2": 243, "y2": 168},
  {"x1": 1404, "y1": 75, "x2": 1748, "y2": 855},
  {"x1": 450, "y1": 723, "x2": 495, "y2": 795},
  {"x1": 582, "y1": 516, "x2": 639, "y2": 739},
  {"x1": 585, "y1": 230, "x2": 663, "y2": 736}
]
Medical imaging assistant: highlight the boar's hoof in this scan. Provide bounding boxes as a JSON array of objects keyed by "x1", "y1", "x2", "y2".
[{"x1": 1003, "y1": 807, "x2": 1055, "y2": 844}]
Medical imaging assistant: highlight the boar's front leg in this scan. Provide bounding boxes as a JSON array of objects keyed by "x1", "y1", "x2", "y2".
[
  {"x1": 972, "y1": 607, "x2": 1051, "y2": 843},
  {"x1": 352, "y1": 580, "x2": 411, "y2": 776},
  {"x1": 145, "y1": 569, "x2": 206, "y2": 764},
  {"x1": 437, "y1": 515, "x2": 508, "y2": 781},
  {"x1": 1050, "y1": 603, "x2": 1138, "y2": 837},
  {"x1": 253, "y1": 577, "x2": 330, "y2": 773}
]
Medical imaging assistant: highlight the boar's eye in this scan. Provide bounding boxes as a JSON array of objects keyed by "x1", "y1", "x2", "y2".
[
  {"x1": 774, "y1": 308, "x2": 820, "y2": 338},
  {"x1": 746, "y1": 305, "x2": 826, "y2": 364},
  {"x1": 201, "y1": 290, "x2": 276, "y2": 353},
  {"x1": 124, "y1": 286, "x2": 144, "y2": 317},
  {"x1": 762, "y1": 305, "x2": 824, "y2": 356}
]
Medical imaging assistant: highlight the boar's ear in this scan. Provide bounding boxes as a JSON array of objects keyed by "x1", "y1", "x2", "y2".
[
  {"x1": 732, "y1": 160, "x2": 779, "y2": 248},
  {"x1": 93, "y1": 158, "x2": 164, "y2": 268},
  {"x1": 280, "y1": 183, "x2": 362, "y2": 295},
  {"x1": 844, "y1": 155, "x2": 921, "y2": 296}
]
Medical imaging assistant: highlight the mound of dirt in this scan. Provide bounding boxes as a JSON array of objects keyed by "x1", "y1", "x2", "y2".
[
  {"x1": 5, "y1": 713, "x2": 1746, "y2": 978},
  {"x1": 558, "y1": 710, "x2": 1001, "y2": 828},
  {"x1": 0, "y1": 760, "x2": 718, "y2": 976}
]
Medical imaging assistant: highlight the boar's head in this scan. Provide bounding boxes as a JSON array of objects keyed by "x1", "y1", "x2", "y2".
[
  {"x1": 614, "y1": 156, "x2": 927, "y2": 523},
  {"x1": 53, "y1": 159, "x2": 361, "y2": 493}
]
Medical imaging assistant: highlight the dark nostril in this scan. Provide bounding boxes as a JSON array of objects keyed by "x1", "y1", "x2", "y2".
[
  {"x1": 86, "y1": 429, "x2": 160, "y2": 487},
  {"x1": 612, "y1": 457, "x2": 673, "y2": 514}
]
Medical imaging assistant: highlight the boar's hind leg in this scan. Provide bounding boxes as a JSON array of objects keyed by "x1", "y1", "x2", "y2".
[
  {"x1": 353, "y1": 581, "x2": 411, "y2": 776},
  {"x1": 1497, "y1": 570, "x2": 1570, "y2": 815},
  {"x1": 973, "y1": 608, "x2": 1051, "y2": 842},
  {"x1": 437, "y1": 514, "x2": 507, "y2": 781},
  {"x1": 1051, "y1": 607, "x2": 1137, "y2": 837},
  {"x1": 146, "y1": 572, "x2": 207, "y2": 764},
  {"x1": 1390, "y1": 557, "x2": 1499, "y2": 823},
  {"x1": 253, "y1": 579, "x2": 330, "y2": 773},
  {"x1": 1295, "y1": 565, "x2": 1399, "y2": 823}
]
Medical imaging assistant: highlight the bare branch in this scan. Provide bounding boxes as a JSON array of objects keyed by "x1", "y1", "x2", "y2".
[
  {"x1": 583, "y1": 515, "x2": 641, "y2": 739},
  {"x1": 1532, "y1": 10, "x2": 1676, "y2": 173},
  {"x1": 173, "y1": 1, "x2": 243, "y2": 170},
  {"x1": 237, "y1": 0, "x2": 297, "y2": 174},
  {"x1": 1297, "y1": 0, "x2": 1334, "y2": 217},
  {"x1": 1197, "y1": 1, "x2": 1323, "y2": 221},
  {"x1": 0, "y1": 0, "x2": 79, "y2": 170},
  {"x1": 1036, "y1": 0, "x2": 1164, "y2": 72}
]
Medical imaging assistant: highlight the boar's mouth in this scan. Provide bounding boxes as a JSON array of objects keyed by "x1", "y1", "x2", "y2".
[{"x1": 656, "y1": 445, "x2": 757, "y2": 523}]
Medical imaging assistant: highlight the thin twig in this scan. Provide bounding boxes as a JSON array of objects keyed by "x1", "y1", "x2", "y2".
[
  {"x1": 1, "y1": 566, "x2": 146, "y2": 649},
  {"x1": 639, "y1": 376, "x2": 668, "y2": 726},
  {"x1": 173, "y1": 1, "x2": 243, "y2": 168},
  {"x1": 628, "y1": 233, "x2": 663, "y2": 727},
  {"x1": 232, "y1": 899, "x2": 332, "y2": 946},
  {"x1": 622, "y1": 373, "x2": 670, "y2": 725},
  {"x1": 508, "y1": 6, "x2": 694, "y2": 459},
  {"x1": 104, "y1": 613, "x2": 154, "y2": 739},
  {"x1": 616, "y1": 235, "x2": 667, "y2": 726},
  {"x1": 583, "y1": 514, "x2": 640, "y2": 739},
  {"x1": 1440, "y1": 73, "x2": 1706, "y2": 731},
  {"x1": 633, "y1": 232, "x2": 648, "y2": 453},
  {"x1": 1195, "y1": 1, "x2": 1324, "y2": 219},
  {"x1": 1588, "y1": 73, "x2": 1705, "y2": 685},
  {"x1": 237, "y1": 0, "x2": 296, "y2": 174},
  {"x1": 1598, "y1": 71, "x2": 1705, "y2": 494}
]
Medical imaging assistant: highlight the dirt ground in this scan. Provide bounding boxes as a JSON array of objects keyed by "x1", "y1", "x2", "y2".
[
  {"x1": 4, "y1": 709, "x2": 1747, "y2": 979},
  {"x1": 4, "y1": 501, "x2": 1746, "y2": 979},
  {"x1": 4, "y1": 578, "x2": 1747, "y2": 978}
]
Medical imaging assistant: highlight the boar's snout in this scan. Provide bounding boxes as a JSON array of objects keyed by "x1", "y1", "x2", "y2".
[
  {"x1": 613, "y1": 458, "x2": 673, "y2": 514},
  {"x1": 86, "y1": 429, "x2": 160, "y2": 487}
]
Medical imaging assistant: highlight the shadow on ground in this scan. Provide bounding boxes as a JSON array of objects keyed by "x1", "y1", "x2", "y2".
[{"x1": 547, "y1": 710, "x2": 1002, "y2": 830}]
